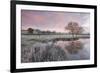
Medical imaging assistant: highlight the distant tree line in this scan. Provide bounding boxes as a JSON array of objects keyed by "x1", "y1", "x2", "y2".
[
  {"x1": 27, "y1": 28, "x2": 56, "y2": 34},
  {"x1": 26, "y1": 21, "x2": 88, "y2": 36}
]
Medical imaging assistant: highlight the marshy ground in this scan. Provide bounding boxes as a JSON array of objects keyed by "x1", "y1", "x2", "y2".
[{"x1": 21, "y1": 34, "x2": 90, "y2": 63}]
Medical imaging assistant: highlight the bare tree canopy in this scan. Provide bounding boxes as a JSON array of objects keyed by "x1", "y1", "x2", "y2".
[{"x1": 65, "y1": 22, "x2": 83, "y2": 38}]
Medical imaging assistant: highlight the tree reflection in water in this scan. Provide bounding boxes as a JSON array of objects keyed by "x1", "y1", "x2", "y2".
[{"x1": 65, "y1": 40, "x2": 83, "y2": 54}]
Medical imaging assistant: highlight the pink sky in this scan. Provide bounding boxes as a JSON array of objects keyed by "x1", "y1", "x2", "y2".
[{"x1": 21, "y1": 10, "x2": 90, "y2": 33}]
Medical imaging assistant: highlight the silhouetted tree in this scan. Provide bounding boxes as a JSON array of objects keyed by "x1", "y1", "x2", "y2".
[{"x1": 27, "y1": 28, "x2": 33, "y2": 34}]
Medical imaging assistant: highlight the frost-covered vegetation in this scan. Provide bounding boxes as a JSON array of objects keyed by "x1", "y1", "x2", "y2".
[
  {"x1": 21, "y1": 40, "x2": 68, "y2": 63},
  {"x1": 21, "y1": 34, "x2": 90, "y2": 63}
]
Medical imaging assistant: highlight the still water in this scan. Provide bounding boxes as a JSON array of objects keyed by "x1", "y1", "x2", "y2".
[{"x1": 54, "y1": 39, "x2": 90, "y2": 60}]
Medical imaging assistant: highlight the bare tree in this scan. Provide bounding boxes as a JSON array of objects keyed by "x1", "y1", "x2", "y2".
[{"x1": 65, "y1": 22, "x2": 83, "y2": 39}]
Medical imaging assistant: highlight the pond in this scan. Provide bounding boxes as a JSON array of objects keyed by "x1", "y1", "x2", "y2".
[{"x1": 54, "y1": 39, "x2": 90, "y2": 60}]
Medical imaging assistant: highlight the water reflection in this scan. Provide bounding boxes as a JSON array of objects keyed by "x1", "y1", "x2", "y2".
[
  {"x1": 21, "y1": 38, "x2": 90, "y2": 63},
  {"x1": 62, "y1": 40, "x2": 83, "y2": 54},
  {"x1": 54, "y1": 39, "x2": 90, "y2": 60}
]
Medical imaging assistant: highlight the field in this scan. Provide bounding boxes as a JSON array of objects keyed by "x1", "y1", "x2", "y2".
[{"x1": 22, "y1": 34, "x2": 89, "y2": 42}]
